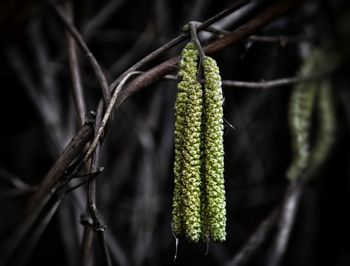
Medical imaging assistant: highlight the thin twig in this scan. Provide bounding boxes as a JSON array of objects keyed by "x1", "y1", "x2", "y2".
[
  {"x1": 112, "y1": 0, "x2": 302, "y2": 110},
  {"x1": 136, "y1": 72, "x2": 321, "y2": 89},
  {"x1": 189, "y1": 22, "x2": 205, "y2": 82},
  {"x1": 65, "y1": 0, "x2": 86, "y2": 126},
  {"x1": 84, "y1": 72, "x2": 139, "y2": 162},
  {"x1": 65, "y1": 168, "x2": 104, "y2": 194},
  {"x1": 248, "y1": 34, "x2": 310, "y2": 44},
  {"x1": 192, "y1": 22, "x2": 308, "y2": 46},
  {"x1": 204, "y1": 0, "x2": 302, "y2": 54},
  {"x1": 189, "y1": 22, "x2": 206, "y2": 60},
  {"x1": 86, "y1": 101, "x2": 112, "y2": 266},
  {"x1": 88, "y1": 102, "x2": 104, "y2": 227},
  {"x1": 78, "y1": 107, "x2": 103, "y2": 266},
  {"x1": 188, "y1": 21, "x2": 230, "y2": 36},
  {"x1": 221, "y1": 76, "x2": 316, "y2": 89},
  {"x1": 49, "y1": 0, "x2": 111, "y2": 105}
]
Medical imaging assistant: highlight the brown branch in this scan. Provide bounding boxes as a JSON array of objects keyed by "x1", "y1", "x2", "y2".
[
  {"x1": 0, "y1": 124, "x2": 93, "y2": 266},
  {"x1": 114, "y1": 0, "x2": 302, "y2": 109},
  {"x1": 220, "y1": 73, "x2": 328, "y2": 89},
  {"x1": 86, "y1": 101, "x2": 112, "y2": 266},
  {"x1": 140, "y1": 73, "x2": 319, "y2": 89},
  {"x1": 204, "y1": 0, "x2": 302, "y2": 53},
  {"x1": 84, "y1": 72, "x2": 139, "y2": 162},
  {"x1": 108, "y1": 0, "x2": 250, "y2": 90},
  {"x1": 26, "y1": 123, "x2": 93, "y2": 213},
  {"x1": 222, "y1": 77, "x2": 304, "y2": 89},
  {"x1": 248, "y1": 34, "x2": 310, "y2": 44}
]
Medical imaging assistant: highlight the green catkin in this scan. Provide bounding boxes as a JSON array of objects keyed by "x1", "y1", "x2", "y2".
[
  {"x1": 308, "y1": 80, "x2": 336, "y2": 178},
  {"x1": 172, "y1": 44, "x2": 226, "y2": 243},
  {"x1": 202, "y1": 56, "x2": 226, "y2": 242},
  {"x1": 287, "y1": 48, "x2": 337, "y2": 181},
  {"x1": 172, "y1": 42, "x2": 202, "y2": 241},
  {"x1": 181, "y1": 81, "x2": 203, "y2": 241},
  {"x1": 287, "y1": 81, "x2": 317, "y2": 181}
]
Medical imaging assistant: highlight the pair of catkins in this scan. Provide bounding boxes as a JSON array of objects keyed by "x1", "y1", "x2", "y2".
[{"x1": 172, "y1": 42, "x2": 226, "y2": 242}]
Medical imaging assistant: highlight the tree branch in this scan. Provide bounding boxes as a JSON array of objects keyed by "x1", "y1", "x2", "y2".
[
  {"x1": 108, "y1": 0, "x2": 250, "y2": 90},
  {"x1": 26, "y1": 123, "x2": 93, "y2": 213},
  {"x1": 113, "y1": 0, "x2": 302, "y2": 109}
]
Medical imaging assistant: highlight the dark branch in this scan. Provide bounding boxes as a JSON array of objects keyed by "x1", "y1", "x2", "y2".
[
  {"x1": 113, "y1": 0, "x2": 302, "y2": 109},
  {"x1": 26, "y1": 123, "x2": 93, "y2": 213},
  {"x1": 108, "y1": 0, "x2": 250, "y2": 90}
]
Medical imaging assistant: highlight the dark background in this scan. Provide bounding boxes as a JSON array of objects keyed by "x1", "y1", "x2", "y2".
[{"x1": 0, "y1": 0, "x2": 350, "y2": 265}]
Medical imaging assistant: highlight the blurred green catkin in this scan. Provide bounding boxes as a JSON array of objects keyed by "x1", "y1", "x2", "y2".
[{"x1": 287, "y1": 48, "x2": 337, "y2": 181}]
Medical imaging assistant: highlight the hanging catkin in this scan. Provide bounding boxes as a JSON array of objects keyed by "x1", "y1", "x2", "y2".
[
  {"x1": 308, "y1": 80, "x2": 336, "y2": 178},
  {"x1": 172, "y1": 42, "x2": 203, "y2": 241},
  {"x1": 287, "y1": 79, "x2": 317, "y2": 181},
  {"x1": 287, "y1": 48, "x2": 337, "y2": 181},
  {"x1": 202, "y1": 56, "x2": 226, "y2": 242},
  {"x1": 181, "y1": 80, "x2": 203, "y2": 241}
]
